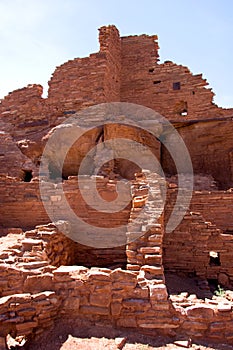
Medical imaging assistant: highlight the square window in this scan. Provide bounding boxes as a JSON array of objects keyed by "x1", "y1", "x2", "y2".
[
  {"x1": 173, "y1": 82, "x2": 181, "y2": 90},
  {"x1": 209, "y1": 251, "x2": 221, "y2": 266}
]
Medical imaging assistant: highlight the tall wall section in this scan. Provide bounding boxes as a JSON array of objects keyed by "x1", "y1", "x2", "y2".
[
  {"x1": 120, "y1": 35, "x2": 233, "y2": 120},
  {"x1": 0, "y1": 25, "x2": 122, "y2": 139},
  {"x1": 1, "y1": 25, "x2": 233, "y2": 141}
]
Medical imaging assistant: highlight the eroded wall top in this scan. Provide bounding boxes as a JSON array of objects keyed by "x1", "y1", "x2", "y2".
[{"x1": 0, "y1": 24, "x2": 232, "y2": 138}]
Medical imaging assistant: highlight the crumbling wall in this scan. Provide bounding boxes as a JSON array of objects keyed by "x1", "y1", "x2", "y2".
[
  {"x1": 163, "y1": 189, "x2": 233, "y2": 286},
  {"x1": 120, "y1": 37, "x2": 232, "y2": 121},
  {"x1": 0, "y1": 292, "x2": 60, "y2": 341},
  {"x1": 1, "y1": 25, "x2": 232, "y2": 143},
  {"x1": 0, "y1": 24, "x2": 233, "y2": 345},
  {"x1": 191, "y1": 191, "x2": 233, "y2": 233},
  {"x1": 1, "y1": 221, "x2": 233, "y2": 344},
  {"x1": 0, "y1": 176, "x2": 131, "y2": 231},
  {"x1": 48, "y1": 25, "x2": 121, "y2": 113},
  {"x1": 0, "y1": 85, "x2": 54, "y2": 138},
  {"x1": 0, "y1": 132, "x2": 37, "y2": 179}
]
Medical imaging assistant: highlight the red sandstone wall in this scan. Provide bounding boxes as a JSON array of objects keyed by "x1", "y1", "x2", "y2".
[
  {"x1": 1, "y1": 24, "x2": 232, "y2": 141},
  {"x1": 120, "y1": 33, "x2": 233, "y2": 120},
  {"x1": 163, "y1": 189, "x2": 233, "y2": 285},
  {"x1": 47, "y1": 25, "x2": 121, "y2": 112},
  {"x1": 0, "y1": 176, "x2": 130, "y2": 230},
  {"x1": 0, "y1": 85, "x2": 52, "y2": 137},
  {"x1": 191, "y1": 192, "x2": 233, "y2": 232},
  {"x1": 47, "y1": 53, "x2": 107, "y2": 111},
  {"x1": 99, "y1": 25, "x2": 121, "y2": 102},
  {"x1": 1, "y1": 226, "x2": 233, "y2": 344},
  {"x1": 0, "y1": 132, "x2": 37, "y2": 179},
  {"x1": 162, "y1": 119, "x2": 233, "y2": 189}
]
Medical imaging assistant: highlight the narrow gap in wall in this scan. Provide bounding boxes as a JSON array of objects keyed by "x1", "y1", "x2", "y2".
[
  {"x1": 22, "y1": 170, "x2": 33, "y2": 182},
  {"x1": 153, "y1": 80, "x2": 161, "y2": 85},
  {"x1": 63, "y1": 111, "x2": 76, "y2": 115},
  {"x1": 96, "y1": 126, "x2": 104, "y2": 143},
  {"x1": 149, "y1": 68, "x2": 154, "y2": 72},
  {"x1": 174, "y1": 101, "x2": 188, "y2": 117},
  {"x1": 209, "y1": 251, "x2": 221, "y2": 266},
  {"x1": 180, "y1": 109, "x2": 188, "y2": 116},
  {"x1": 223, "y1": 229, "x2": 233, "y2": 235}
]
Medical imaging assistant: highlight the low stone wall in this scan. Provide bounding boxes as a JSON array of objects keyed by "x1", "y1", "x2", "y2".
[
  {"x1": 1, "y1": 217, "x2": 233, "y2": 345},
  {"x1": 0, "y1": 291, "x2": 60, "y2": 339}
]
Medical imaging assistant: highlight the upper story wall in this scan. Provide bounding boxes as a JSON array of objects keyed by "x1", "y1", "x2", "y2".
[
  {"x1": 0, "y1": 26, "x2": 122, "y2": 138},
  {"x1": 99, "y1": 25, "x2": 121, "y2": 102},
  {"x1": 48, "y1": 25, "x2": 121, "y2": 111},
  {"x1": 0, "y1": 24, "x2": 232, "y2": 139},
  {"x1": 120, "y1": 33, "x2": 159, "y2": 100},
  {"x1": 120, "y1": 39, "x2": 232, "y2": 120}
]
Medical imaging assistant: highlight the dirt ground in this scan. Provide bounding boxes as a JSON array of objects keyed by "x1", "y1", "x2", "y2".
[
  {"x1": 23, "y1": 273, "x2": 232, "y2": 350},
  {"x1": 21, "y1": 320, "x2": 233, "y2": 350}
]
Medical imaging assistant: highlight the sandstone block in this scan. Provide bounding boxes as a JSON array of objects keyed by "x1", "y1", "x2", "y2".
[
  {"x1": 149, "y1": 284, "x2": 168, "y2": 301},
  {"x1": 144, "y1": 254, "x2": 162, "y2": 264},
  {"x1": 16, "y1": 320, "x2": 38, "y2": 334},
  {"x1": 137, "y1": 317, "x2": 180, "y2": 329},
  {"x1": 111, "y1": 268, "x2": 137, "y2": 282},
  {"x1": 24, "y1": 274, "x2": 53, "y2": 293},
  {"x1": 122, "y1": 298, "x2": 151, "y2": 312},
  {"x1": 90, "y1": 292, "x2": 111, "y2": 307},
  {"x1": 79, "y1": 305, "x2": 109, "y2": 315},
  {"x1": 63, "y1": 297, "x2": 80, "y2": 310},
  {"x1": 139, "y1": 247, "x2": 161, "y2": 254},
  {"x1": 186, "y1": 304, "x2": 214, "y2": 319},
  {"x1": 116, "y1": 317, "x2": 137, "y2": 328},
  {"x1": 88, "y1": 269, "x2": 111, "y2": 281},
  {"x1": 182, "y1": 320, "x2": 208, "y2": 331},
  {"x1": 111, "y1": 302, "x2": 122, "y2": 316},
  {"x1": 209, "y1": 321, "x2": 226, "y2": 332}
]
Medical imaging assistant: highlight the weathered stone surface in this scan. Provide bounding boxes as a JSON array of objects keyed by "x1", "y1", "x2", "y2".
[
  {"x1": 186, "y1": 304, "x2": 215, "y2": 319},
  {"x1": 0, "y1": 24, "x2": 233, "y2": 346}
]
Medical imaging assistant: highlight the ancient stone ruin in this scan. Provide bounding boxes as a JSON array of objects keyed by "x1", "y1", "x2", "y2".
[{"x1": 0, "y1": 25, "x2": 233, "y2": 348}]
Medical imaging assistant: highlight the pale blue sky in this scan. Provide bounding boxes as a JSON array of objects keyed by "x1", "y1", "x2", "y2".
[{"x1": 0, "y1": 0, "x2": 232, "y2": 107}]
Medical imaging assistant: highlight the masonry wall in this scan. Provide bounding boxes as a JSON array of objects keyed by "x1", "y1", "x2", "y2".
[
  {"x1": 1, "y1": 25, "x2": 233, "y2": 143},
  {"x1": 0, "y1": 131, "x2": 37, "y2": 179},
  {"x1": 99, "y1": 25, "x2": 121, "y2": 102},
  {"x1": 0, "y1": 176, "x2": 131, "y2": 230},
  {"x1": 120, "y1": 36, "x2": 232, "y2": 121},
  {"x1": 1, "y1": 223, "x2": 233, "y2": 344},
  {"x1": 161, "y1": 119, "x2": 233, "y2": 189},
  {"x1": 163, "y1": 189, "x2": 233, "y2": 286},
  {"x1": 191, "y1": 191, "x2": 233, "y2": 233}
]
